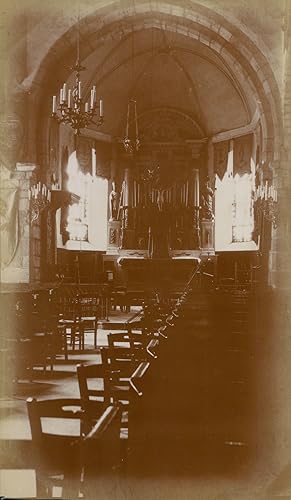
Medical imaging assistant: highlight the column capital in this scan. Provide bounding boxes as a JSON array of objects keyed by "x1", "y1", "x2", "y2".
[{"x1": 16, "y1": 162, "x2": 38, "y2": 173}]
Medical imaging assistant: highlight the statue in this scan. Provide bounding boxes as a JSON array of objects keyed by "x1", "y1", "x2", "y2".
[
  {"x1": 109, "y1": 181, "x2": 118, "y2": 220},
  {"x1": 201, "y1": 177, "x2": 214, "y2": 220}
]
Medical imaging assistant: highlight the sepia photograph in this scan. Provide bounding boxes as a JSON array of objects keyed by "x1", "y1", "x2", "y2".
[{"x1": 0, "y1": 0, "x2": 290, "y2": 498}]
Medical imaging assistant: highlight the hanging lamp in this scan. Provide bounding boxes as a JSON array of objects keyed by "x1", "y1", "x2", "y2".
[
  {"x1": 123, "y1": 28, "x2": 140, "y2": 155},
  {"x1": 51, "y1": 15, "x2": 104, "y2": 135}
]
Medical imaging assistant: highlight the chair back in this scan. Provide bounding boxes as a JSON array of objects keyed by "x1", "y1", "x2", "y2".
[
  {"x1": 26, "y1": 396, "x2": 121, "y2": 493},
  {"x1": 27, "y1": 397, "x2": 84, "y2": 444},
  {"x1": 77, "y1": 362, "x2": 111, "y2": 410},
  {"x1": 107, "y1": 330, "x2": 146, "y2": 350},
  {"x1": 76, "y1": 294, "x2": 100, "y2": 319},
  {"x1": 101, "y1": 347, "x2": 143, "y2": 380}
]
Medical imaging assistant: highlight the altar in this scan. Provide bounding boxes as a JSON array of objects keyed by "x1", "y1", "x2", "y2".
[{"x1": 117, "y1": 254, "x2": 201, "y2": 292}]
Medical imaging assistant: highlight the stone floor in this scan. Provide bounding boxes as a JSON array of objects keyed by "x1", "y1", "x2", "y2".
[{"x1": 0, "y1": 303, "x2": 290, "y2": 499}]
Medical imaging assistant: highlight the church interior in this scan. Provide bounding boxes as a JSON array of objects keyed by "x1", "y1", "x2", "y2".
[{"x1": 0, "y1": 0, "x2": 291, "y2": 498}]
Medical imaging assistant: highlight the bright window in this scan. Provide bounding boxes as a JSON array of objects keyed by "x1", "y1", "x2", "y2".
[
  {"x1": 63, "y1": 151, "x2": 108, "y2": 251},
  {"x1": 232, "y1": 173, "x2": 254, "y2": 242}
]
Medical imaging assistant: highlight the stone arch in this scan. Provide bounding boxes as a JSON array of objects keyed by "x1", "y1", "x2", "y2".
[{"x1": 24, "y1": 0, "x2": 282, "y2": 170}]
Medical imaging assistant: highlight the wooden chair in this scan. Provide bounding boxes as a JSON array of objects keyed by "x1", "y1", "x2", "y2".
[
  {"x1": 58, "y1": 313, "x2": 85, "y2": 352},
  {"x1": 10, "y1": 333, "x2": 55, "y2": 381},
  {"x1": 111, "y1": 286, "x2": 129, "y2": 312},
  {"x1": 77, "y1": 362, "x2": 111, "y2": 416},
  {"x1": 26, "y1": 397, "x2": 121, "y2": 498},
  {"x1": 76, "y1": 294, "x2": 100, "y2": 349},
  {"x1": 56, "y1": 290, "x2": 85, "y2": 351},
  {"x1": 124, "y1": 359, "x2": 157, "y2": 472},
  {"x1": 77, "y1": 361, "x2": 129, "y2": 462},
  {"x1": 107, "y1": 328, "x2": 147, "y2": 350},
  {"x1": 100, "y1": 347, "x2": 147, "y2": 407}
]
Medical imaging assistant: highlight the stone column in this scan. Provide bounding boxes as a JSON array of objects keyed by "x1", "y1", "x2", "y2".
[
  {"x1": 121, "y1": 162, "x2": 135, "y2": 249},
  {"x1": 201, "y1": 144, "x2": 215, "y2": 255},
  {"x1": 261, "y1": 8, "x2": 291, "y2": 475},
  {"x1": 189, "y1": 167, "x2": 200, "y2": 249},
  {"x1": 107, "y1": 142, "x2": 121, "y2": 253}
]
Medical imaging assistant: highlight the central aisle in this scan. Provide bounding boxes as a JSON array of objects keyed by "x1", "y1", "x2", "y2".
[{"x1": 125, "y1": 288, "x2": 257, "y2": 477}]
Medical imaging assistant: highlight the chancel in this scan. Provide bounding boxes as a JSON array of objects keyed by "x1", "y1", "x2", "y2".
[{"x1": 0, "y1": 1, "x2": 291, "y2": 499}]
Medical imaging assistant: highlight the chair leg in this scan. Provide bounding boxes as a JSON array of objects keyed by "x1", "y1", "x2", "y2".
[
  {"x1": 71, "y1": 327, "x2": 76, "y2": 351},
  {"x1": 63, "y1": 334, "x2": 68, "y2": 360},
  {"x1": 81, "y1": 328, "x2": 85, "y2": 350}
]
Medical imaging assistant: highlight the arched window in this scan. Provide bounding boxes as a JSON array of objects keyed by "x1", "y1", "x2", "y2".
[{"x1": 215, "y1": 135, "x2": 257, "y2": 251}]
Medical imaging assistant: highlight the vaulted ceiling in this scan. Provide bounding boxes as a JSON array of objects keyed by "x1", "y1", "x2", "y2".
[
  {"x1": 3, "y1": 0, "x2": 284, "y2": 160},
  {"x1": 74, "y1": 26, "x2": 255, "y2": 139}
]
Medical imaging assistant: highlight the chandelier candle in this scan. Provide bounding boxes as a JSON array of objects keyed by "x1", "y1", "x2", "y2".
[{"x1": 51, "y1": 61, "x2": 104, "y2": 135}]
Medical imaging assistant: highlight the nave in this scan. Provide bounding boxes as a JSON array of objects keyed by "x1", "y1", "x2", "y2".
[
  {"x1": 1, "y1": 1, "x2": 291, "y2": 497},
  {"x1": 0, "y1": 263, "x2": 281, "y2": 499}
]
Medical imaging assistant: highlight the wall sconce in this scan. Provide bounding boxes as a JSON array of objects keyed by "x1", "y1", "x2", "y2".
[
  {"x1": 254, "y1": 181, "x2": 279, "y2": 228},
  {"x1": 29, "y1": 182, "x2": 51, "y2": 223}
]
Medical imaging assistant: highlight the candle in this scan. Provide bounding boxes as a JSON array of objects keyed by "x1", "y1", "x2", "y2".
[
  {"x1": 133, "y1": 180, "x2": 135, "y2": 207},
  {"x1": 92, "y1": 87, "x2": 96, "y2": 105},
  {"x1": 90, "y1": 90, "x2": 94, "y2": 109},
  {"x1": 99, "y1": 99, "x2": 103, "y2": 117},
  {"x1": 92, "y1": 148, "x2": 96, "y2": 177},
  {"x1": 85, "y1": 102, "x2": 89, "y2": 112},
  {"x1": 67, "y1": 89, "x2": 71, "y2": 108},
  {"x1": 52, "y1": 95, "x2": 56, "y2": 113},
  {"x1": 63, "y1": 83, "x2": 67, "y2": 101},
  {"x1": 78, "y1": 81, "x2": 81, "y2": 98},
  {"x1": 60, "y1": 88, "x2": 63, "y2": 103}
]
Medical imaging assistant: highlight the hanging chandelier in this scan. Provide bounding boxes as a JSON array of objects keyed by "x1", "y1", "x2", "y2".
[
  {"x1": 51, "y1": 19, "x2": 104, "y2": 135},
  {"x1": 123, "y1": 99, "x2": 140, "y2": 155},
  {"x1": 123, "y1": 28, "x2": 140, "y2": 155}
]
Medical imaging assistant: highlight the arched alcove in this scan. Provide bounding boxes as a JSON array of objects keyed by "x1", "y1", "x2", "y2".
[{"x1": 15, "y1": 0, "x2": 281, "y2": 171}]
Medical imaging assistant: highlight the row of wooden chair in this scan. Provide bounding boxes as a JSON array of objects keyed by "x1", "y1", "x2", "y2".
[{"x1": 24, "y1": 262, "x2": 203, "y2": 495}]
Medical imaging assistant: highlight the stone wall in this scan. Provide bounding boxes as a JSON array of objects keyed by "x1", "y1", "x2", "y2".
[{"x1": 0, "y1": 164, "x2": 39, "y2": 283}]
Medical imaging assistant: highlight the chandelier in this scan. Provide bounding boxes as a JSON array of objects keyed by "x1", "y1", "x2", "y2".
[
  {"x1": 254, "y1": 181, "x2": 278, "y2": 228},
  {"x1": 29, "y1": 182, "x2": 52, "y2": 223},
  {"x1": 51, "y1": 19, "x2": 104, "y2": 135},
  {"x1": 123, "y1": 99, "x2": 140, "y2": 155},
  {"x1": 122, "y1": 29, "x2": 140, "y2": 155}
]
